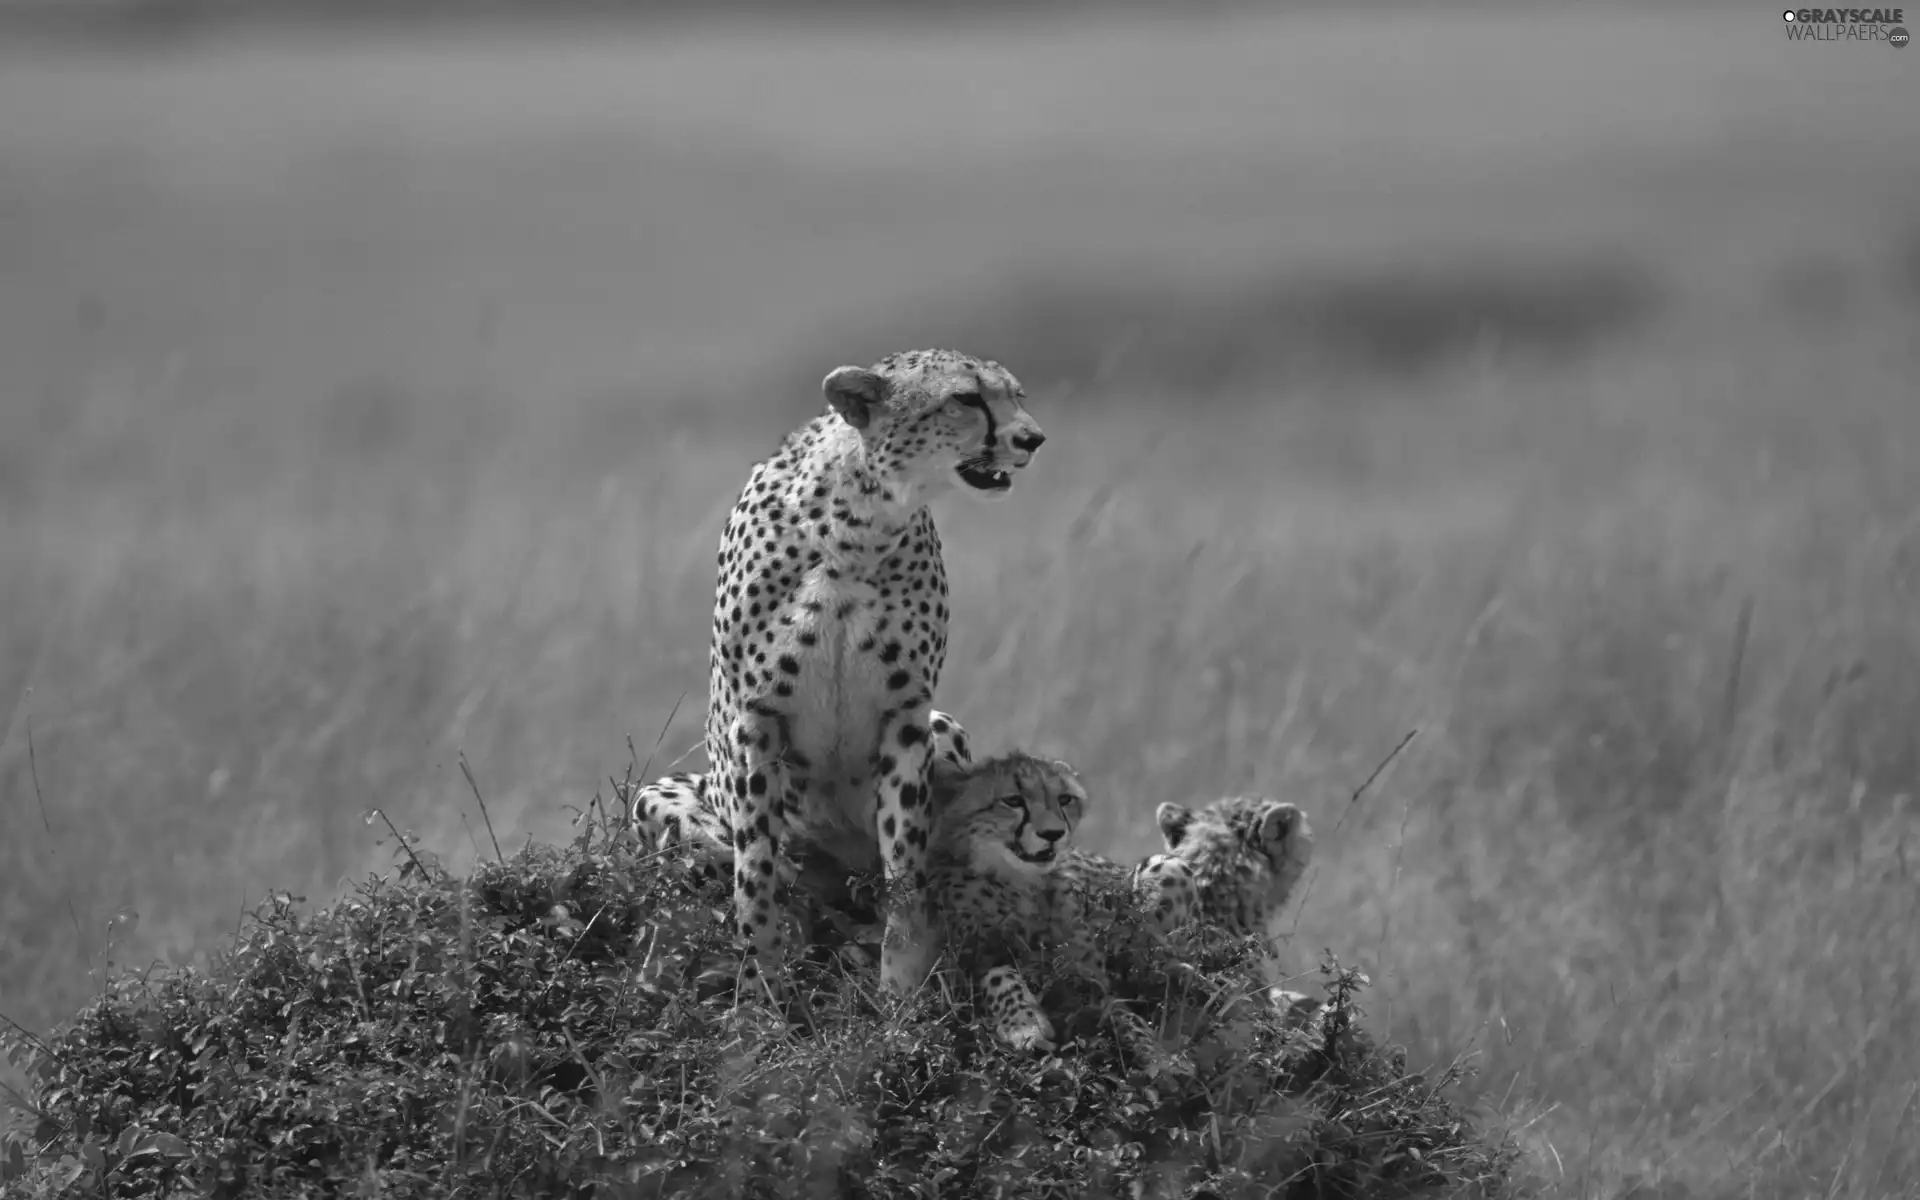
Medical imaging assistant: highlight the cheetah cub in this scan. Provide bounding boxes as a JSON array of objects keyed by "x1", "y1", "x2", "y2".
[
  {"x1": 1152, "y1": 795, "x2": 1318, "y2": 1020},
  {"x1": 1154, "y1": 796, "x2": 1314, "y2": 942},
  {"x1": 930, "y1": 752, "x2": 1190, "y2": 1079},
  {"x1": 629, "y1": 718, "x2": 1200, "y2": 1070},
  {"x1": 703, "y1": 349, "x2": 1045, "y2": 1004}
]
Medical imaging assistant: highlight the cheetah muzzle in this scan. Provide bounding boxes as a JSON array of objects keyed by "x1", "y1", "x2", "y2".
[{"x1": 948, "y1": 389, "x2": 1043, "y2": 497}]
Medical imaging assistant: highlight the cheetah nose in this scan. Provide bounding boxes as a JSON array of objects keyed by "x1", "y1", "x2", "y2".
[
  {"x1": 1039, "y1": 828, "x2": 1065, "y2": 844},
  {"x1": 1011, "y1": 430, "x2": 1046, "y2": 454}
]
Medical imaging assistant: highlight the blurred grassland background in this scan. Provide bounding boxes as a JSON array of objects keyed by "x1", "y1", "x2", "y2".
[{"x1": 3, "y1": 4, "x2": 1919, "y2": 1196}]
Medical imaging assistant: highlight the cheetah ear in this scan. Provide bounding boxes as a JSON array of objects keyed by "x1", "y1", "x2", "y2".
[
  {"x1": 822, "y1": 365, "x2": 888, "y2": 430},
  {"x1": 1156, "y1": 802, "x2": 1195, "y2": 850},
  {"x1": 1254, "y1": 801, "x2": 1297, "y2": 850},
  {"x1": 926, "y1": 753, "x2": 968, "y2": 801}
]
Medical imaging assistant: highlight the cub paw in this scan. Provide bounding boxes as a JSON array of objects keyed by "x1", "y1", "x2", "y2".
[
  {"x1": 878, "y1": 925, "x2": 937, "y2": 996},
  {"x1": 1272, "y1": 988, "x2": 1326, "y2": 1030},
  {"x1": 998, "y1": 1011, "x2": 1058, "y2": 1054},
  {"x1": 832, "y1": 944, "x2": 877, "y2": 971}
]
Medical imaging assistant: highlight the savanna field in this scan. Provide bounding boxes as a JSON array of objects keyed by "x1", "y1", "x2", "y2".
[{"x1": 2, "y1": 4, "x2": 1919, "y2": 1195}]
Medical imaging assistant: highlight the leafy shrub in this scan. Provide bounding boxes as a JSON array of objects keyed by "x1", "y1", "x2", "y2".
[{"x1": 1, "y1": 796, "x2": 1519, "y2": 1199}]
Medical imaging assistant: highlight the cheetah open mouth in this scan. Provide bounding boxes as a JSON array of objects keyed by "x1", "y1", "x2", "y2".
[
  {"x1": 956, "y1": 461, "x2": 1014, "y2": 492},
  {"x1": 1018, "y1": 845, "x2": 1057, "y2": 864}
]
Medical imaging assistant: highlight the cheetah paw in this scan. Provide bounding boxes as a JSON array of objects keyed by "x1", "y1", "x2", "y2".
[{"x1": 1272, "y1": 989, "x2": 1325, "y2": 1027}]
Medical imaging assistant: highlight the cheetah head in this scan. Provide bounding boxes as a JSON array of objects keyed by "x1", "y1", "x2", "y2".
[
  {"x1": 932, "y1": 751, "x2": 1087, "y2": 877},
  {"x1": 1155, "y1": 796, "x2": 1314, "y2": 936},
  {"x1": 1130, "y1": 852, "x2": 1199, "y2": 934},
  {"x1": 821, "y1": 347, "x2": 1045, "y2": 504}
]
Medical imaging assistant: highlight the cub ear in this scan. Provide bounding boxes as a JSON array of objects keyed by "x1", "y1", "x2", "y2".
[
  {"x1": 821, "y1": 365, "x2": 888, "y2": 430},
  {"x1": 926, "y1": 754, "x2": 968, "y2": 802},
  {"x1": 1254, "y1": 801, "x2": 1301, "y2": 850},
  {"x1": 1046, "y1": 759, "x2": 1087, "y2": 814},
  {"x1": 1156, "y1": 801, "x2": 1195, "y2": 851}
]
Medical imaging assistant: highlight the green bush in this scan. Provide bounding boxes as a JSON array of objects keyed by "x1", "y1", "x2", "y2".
[{"x1": 1, "y1": 799, "x2": 1518, "y2": 1199}]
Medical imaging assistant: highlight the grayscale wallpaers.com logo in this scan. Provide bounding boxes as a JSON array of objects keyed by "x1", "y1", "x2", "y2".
[{"x1": 1782, "y1": 7, "x2": 1910, "y2": 43}]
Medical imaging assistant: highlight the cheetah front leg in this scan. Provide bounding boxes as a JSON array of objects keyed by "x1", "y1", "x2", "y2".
[
  {"x1": 724, "y1": 710, "x2": 792, "y2": 1004},
  {"x1": 872, "y1": 704, "x2": 939, "y2": 996}
]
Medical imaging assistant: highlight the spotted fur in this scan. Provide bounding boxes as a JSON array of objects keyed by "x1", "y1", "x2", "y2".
[
  {"x1": 1154, "y1": 796, "x2": 1314, "y2": 938},
  {"x1": 704, "y1": 350, "x2": 1044, "y2": 1002},
  {"x1": 1153, "y1": 795, "x2": 1317, "y2": 1015},
  {"x1": 630, "y1": 710, "x2": 970, "y2": 863},
  {"x1": 627, "y1": 771, "x2": 739, "y2": 892},
  {"x1": 631, "y1": 721, "x2": 1210, "y2": 980},
  {"x1": 929, "y1": 752, "x2": 1190, "y2": 1079},
  {"x1": 627, "y1": 708, "x2": 976, "y2": 938}
]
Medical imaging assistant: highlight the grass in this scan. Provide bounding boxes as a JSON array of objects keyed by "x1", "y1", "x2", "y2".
[
  {"x1": 3, "y1": 6, "x2": 1920, "y2": 1197},
  {"x1": 0, "y1": 803, "x2": 1517, "y2": 1198}
]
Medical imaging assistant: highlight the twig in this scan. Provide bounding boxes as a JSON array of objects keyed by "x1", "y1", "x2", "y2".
[
  {"x1": 1335, "y1": 728, "x2": 1419, "y2": 834},
  {"x1": 639, "y1": 688, "x2": 690, "y2": 786},
  {"x1": 537, "y1": 908, "x2": 605, "y2": 1005},
  {"x1": 457, "y1": 753, "x2": 504, "y2": 864},
  {"x1": 1868, "y1": 1081, "x2": 1920, "y2": 1198},
  {"x1": 0, "y1": 1076, "x2": 46, "y2": 1122},
  {"x1": 26, "y1": 722, "x2": 84, "y2": 944},
  {"x1": 458, "y1": 811, "x2": 483, "y2": 861},
  {"x1": 368, "y1": 806, "x2": 434, "y2": 882},
  {"x1": 0, "y1": 1010, "x2": 67, "y2": 1071},
  {"x1": 1720, "y1": 595, "x2": 1755, "y2": 762},
  {"x1": 26, "y1": 720, "x2": 51, "y2": 838},
  {"x1": 559, "y1": 1025, "x2": 608, "y2": 1106},
  {"x1": 1712, "y1": 596, "x2": 1756, "y2": 935}
]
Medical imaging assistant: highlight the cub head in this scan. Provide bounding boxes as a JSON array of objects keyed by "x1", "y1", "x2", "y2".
[
  {"x1": 1154, "y1": 796, "x2": 1314, "y2": 936},
  {"x1": 821, "y1": 347, "x2": 1045, "y2": 504},
  {"x1": 931, "y1": 750, "x2": 1088, "y2": 878},
  {"x1": 1130, "y1": 852, "x2": 1199, "y2": 936}
]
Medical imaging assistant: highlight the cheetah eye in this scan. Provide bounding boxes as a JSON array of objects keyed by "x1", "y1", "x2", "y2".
[
  {"x1": 945, "y1": 391, "x2": 985, "y2": 415},
  {"x1": 997, "y1": 793, "x2": 1027, "y2": 809}
]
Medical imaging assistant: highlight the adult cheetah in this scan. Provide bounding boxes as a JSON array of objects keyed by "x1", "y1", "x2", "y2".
[{"x1": 706, "y1": 350, "x2": 1044, "y2": 1002}]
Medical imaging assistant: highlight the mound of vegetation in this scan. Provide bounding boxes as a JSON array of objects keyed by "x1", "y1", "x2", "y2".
[{"x1": 1, "y1": 797, "x2": 1518, "y2": 1199}]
